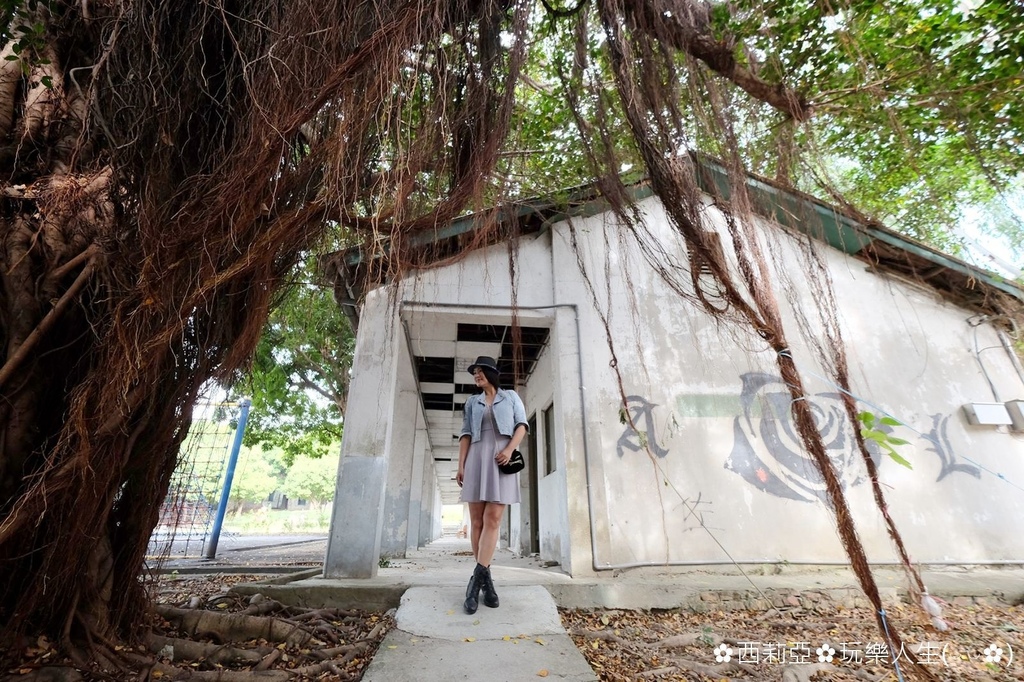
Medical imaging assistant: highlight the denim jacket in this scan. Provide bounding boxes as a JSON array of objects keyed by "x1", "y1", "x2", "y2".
[{"x1": 460, "y1": 389, "x2": 529, "y2": 443}]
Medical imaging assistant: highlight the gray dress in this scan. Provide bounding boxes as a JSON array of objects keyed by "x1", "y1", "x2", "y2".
[{"x1": 460, "y1": 404, "x2": 521, "y2": 505}]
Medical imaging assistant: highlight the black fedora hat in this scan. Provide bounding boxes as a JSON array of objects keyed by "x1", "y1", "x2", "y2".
[{"x1": 467, "y1": 355, "x2": 499, "y2": 375}]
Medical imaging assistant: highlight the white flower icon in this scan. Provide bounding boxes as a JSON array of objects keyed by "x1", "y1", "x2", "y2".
[
  {"x1": 984, "y1": 644, "x2": 1004, "y2": 664},
  {"x1": 714, "y1": 643, "x2": 734, "y2": 663},
  {"x1": 816, "y1": 643, "x2": 835, "y2": 663}
]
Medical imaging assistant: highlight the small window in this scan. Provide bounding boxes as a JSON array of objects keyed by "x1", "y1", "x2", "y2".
[{"x1": 543, "y1": 403, "x2": 556, "y2": 475}]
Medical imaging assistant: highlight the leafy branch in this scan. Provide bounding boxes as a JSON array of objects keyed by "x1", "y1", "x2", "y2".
[{"x1": 858, "y1": 411, "x2": 913, "y2": 470}]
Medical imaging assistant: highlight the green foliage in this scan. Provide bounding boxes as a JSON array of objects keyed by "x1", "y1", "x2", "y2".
[
  {"x1": 228, "y1": 447, "x2": 281, "y2": 508},
  {"x1": 858, "y1": 411, "x2": 913, "y2": 470},
  {"x1": 1, "y1": 2, "x2": 53, "y2": 77},
  {"x1": 721, "y1": 0, "x2": 1023, "y2": 249},
  {"x1": 282, "y1": 453, "x2": 337, "y2": 505},
  {"x1": 231, "y1": 2, "x2": 1022, "y2": 468},
  {"x1": 497, "y1": 2, "x2": 1024, "y2": 263},
  {"x1": 228, "y1": 257, "x2": 353, "y2": 465}
]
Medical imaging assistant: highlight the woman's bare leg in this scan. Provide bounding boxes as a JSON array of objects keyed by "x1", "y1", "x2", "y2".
[
  {"x1": 476, "y1": 503, "x2": 506, "y2": 567},
  {"x1": 468, "y1": 502, "x2": 485, "y2": 561}
]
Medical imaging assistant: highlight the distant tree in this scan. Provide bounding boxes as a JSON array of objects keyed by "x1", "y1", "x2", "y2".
[
  {"x1": 281, "y1": 454, "x2": 337, "y2": 508},
  {"x1": 227, "y1": 448, "x2": 281, "y2": 514},
  {"x1": 228, "y1": 257, "x2": 354, "y2": 465},
  {"x1": 718, "y1": 0, "x2": 1024, "y2": 250}
]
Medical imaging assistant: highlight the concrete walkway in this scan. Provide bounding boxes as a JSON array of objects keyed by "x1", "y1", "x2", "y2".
[
  {"x1": 230, "y1": 536, "x2": 1024, "y2": 611},
  {"x1": 362, "y1": 585, "x2": 597, "y2": 681}
]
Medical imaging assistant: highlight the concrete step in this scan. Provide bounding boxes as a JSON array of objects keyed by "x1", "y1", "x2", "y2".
[{"x1": 362, "y1": 585, "x2": 597, "y2": 682}]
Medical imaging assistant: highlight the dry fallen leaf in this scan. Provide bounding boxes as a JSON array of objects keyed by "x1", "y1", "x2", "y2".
[{"x1": 562, "y1": 601, "x2": 1024, "y2": 682}]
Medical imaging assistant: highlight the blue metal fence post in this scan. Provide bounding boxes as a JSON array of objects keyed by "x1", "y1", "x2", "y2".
[{"x1": 203, "y1": 398, "x2": 252, "y2": 560}]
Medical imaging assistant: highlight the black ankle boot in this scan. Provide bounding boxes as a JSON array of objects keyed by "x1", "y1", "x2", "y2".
[
  {"x1": 463, "y1": 564, "x2": 484, "y2": 614},
  {"x1": 481, "y1": 565, "x2": 499, "y2": 608}
]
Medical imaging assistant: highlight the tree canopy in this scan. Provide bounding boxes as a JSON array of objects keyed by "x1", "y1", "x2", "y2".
[
  {"x1": 1, "y1": 0, "x2": 1021, "y2": 675},
  {"x1": 242, "y1": 0, "x2": 1023, "y2": 454},
  {"x1": 230, "y1": 257, "x2": 353, "y2": 465}
]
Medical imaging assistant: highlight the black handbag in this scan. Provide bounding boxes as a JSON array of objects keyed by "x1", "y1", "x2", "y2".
[{"x1": 498, "y1": 449, "x2": 525, "y2": 475}]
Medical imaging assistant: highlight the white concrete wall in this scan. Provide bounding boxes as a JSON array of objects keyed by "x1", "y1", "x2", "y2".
[
  {"x1": 399, "y1": 229, "x2": 555, "y2": 308},
  {"x1": 337, "y1": 193, "x2": 1024, "y2": 577},
  {"x1": 552, "y1": 196, "x2": 1024, "y2": 568},
  {"x1": 521, "y1": 336, "x2": 574, "y2": 570}
]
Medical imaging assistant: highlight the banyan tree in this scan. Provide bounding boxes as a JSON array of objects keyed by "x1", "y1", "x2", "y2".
[{"x1": 1, "y1": 0, "x2": 1016, "y2": 677}]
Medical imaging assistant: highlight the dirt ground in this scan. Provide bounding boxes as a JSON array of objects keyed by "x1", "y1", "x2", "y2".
[
  {"x1": 145, "y1": 576, "x2": 1024, "y2": 681},
  {"x1": 8, "y1": 574, "x2": 1022, "y2": 681},
  {"x1": 7, "y1": 573, "x2": 394, "y2": 681},
  {"x1": 560, "y1": 599, "x2": 1024, "y2": 681}
]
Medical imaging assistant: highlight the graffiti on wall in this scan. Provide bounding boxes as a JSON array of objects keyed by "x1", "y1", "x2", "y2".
[
  {"x1": 615, "y1": 396, "x2": 716, "y2": 535},
  {"x1": 725, "y1": 373, "x2": 979, "y2": 503},
  {"x1": 616, "y1": 395, "x2": 670, "y2": 458},
  {"x1": 924, "y1": 413, "x2": 981, "y2": 482},
  {"x1": 674, "y1": 491, "x2": 717, "y2": 533}
]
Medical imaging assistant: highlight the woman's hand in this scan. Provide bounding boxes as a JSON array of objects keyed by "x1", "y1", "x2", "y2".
[
  {"x1": 495, "y1": 448, "x2": 512, "y2": 466},
  {"x1": 457, "y1": 467, "x2": 465, "y2": 487}
]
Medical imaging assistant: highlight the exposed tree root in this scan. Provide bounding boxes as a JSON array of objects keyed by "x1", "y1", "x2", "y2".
[
  {"x1": 239, "y1": 600, "x2": 287, "y2": 618},
  {"x1": 664, "y1": 657, "x2": 751, "y2": 677},
  {"x1": 8, "y1": 589, "x2": 394, "y2": 681},
  {"x1": 145, "y1": 634, "x2": 271, "y2": 666},
  {"x1": 649, "y1": 633, "x2": 704, "y2": 649},
  {"x1": 7, "y1": 668, "x2": 84, "y2": 682},
  {"x1": 155, "y1": 606, "x2": 316, "y2": 648},
  {"x1": 146, "y1": 663, "x2": 294, "y2": 681},
  {"x1": 780, "y1": 663, "x2": 834, "y2": 682}
]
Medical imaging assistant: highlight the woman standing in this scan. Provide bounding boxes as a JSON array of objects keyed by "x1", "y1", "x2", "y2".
[{"x1": 456, "y1": 355, "x2": 528, "y2": 615}]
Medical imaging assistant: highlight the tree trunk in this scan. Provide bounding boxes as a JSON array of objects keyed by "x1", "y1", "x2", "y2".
[
  {"x1": 0, "y1": 2, "x2": 274, "y2": 656},
  {"x1": 1, "y1": 2, "x2": 525, "y2": 665}
]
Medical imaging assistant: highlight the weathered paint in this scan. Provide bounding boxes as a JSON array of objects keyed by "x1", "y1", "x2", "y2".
[{"x1": 331, "y1": 193, "x2": 1024, "y2": 577}]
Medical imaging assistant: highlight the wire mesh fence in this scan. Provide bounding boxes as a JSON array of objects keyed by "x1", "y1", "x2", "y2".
[{"x1": 148, "y1": 396, "x2": 247, "y2": 561}]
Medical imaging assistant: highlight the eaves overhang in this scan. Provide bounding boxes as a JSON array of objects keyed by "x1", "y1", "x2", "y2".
[{"x1": 322, "y1": 156, "x2": 1024, "y2": 331}]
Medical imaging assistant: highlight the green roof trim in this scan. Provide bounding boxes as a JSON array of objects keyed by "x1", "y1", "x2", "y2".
[
  {"x1": 336, "y1": 157, "x2": 1023, "y2": 304},
  {"x1": 694, "y1": 159, "x2": 1023, "y2": 303},
  {"x1": 695, "y1": 164, "x2": 873, "y2": 256}
]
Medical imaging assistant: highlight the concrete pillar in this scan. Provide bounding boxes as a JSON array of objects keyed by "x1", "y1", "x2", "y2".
[
  {"x1": 556, "y1": 306, "x2": 596, "y2": 577},
  {"x1": 418, "y1": 455, "x2": 437, "y2": 546},
  {"x1": 378, "y1": 390, "x2": 419, "y2": 557},
  {"x1": 431, "y1": 486, "x2": 443, "y2": 540},
  {"x1": 324, "y1": 293, "x2": 399, "y2": 578},
  {"x1": 404, "y1": 428, "x2": 428, "y2": 554}
]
